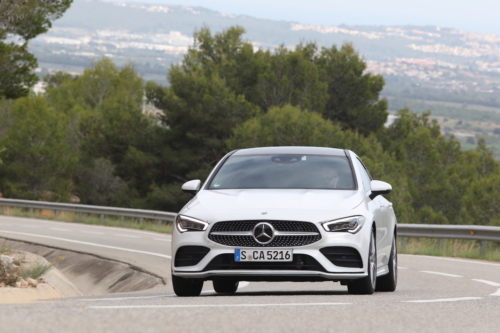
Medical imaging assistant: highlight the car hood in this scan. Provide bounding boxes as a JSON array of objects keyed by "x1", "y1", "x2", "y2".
[{"x1": 180, "y1": 189, "x2": 364, "y2": 223}]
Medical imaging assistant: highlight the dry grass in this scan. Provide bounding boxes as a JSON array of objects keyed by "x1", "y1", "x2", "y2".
[
  {"x1": 0, "y1": 206, "x2": 173, "y2": 234},
  {"x1": 20, "y1": 262, "x2": 53, "y2": 279},
  {"x1": 0, "y1": 240, "x2": 12, "y2": 255},
  {"x1": 397, "y1": 237, "x2": 500, "y2": 262}
]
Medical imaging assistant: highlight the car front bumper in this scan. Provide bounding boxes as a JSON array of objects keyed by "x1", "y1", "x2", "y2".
[{"x1": 171, "y1": 220, "x2": 372, "y2": 281}]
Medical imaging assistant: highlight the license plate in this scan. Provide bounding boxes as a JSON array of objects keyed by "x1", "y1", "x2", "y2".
[{"x1": 234, "y1": 249, "x2": 293, "y2": 262}]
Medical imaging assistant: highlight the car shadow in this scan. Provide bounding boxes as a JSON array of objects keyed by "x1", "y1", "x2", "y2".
[{"x1": 200, "y1": 290, "x2": 349, "y2": 297}]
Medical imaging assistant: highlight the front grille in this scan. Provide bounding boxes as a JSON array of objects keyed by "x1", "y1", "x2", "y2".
[
  {"x1": 203, "y1": 254, "x2": 326, "y2": 271},
  {"x1": 320, "y1": 247, "x2": 363, "y2": 268},
  {"x1": 208, "y1": 220, "x2": 322, "y2": 247},
  {"x1": 175, "y1": 246, "x2": 210, "y2": 267}
]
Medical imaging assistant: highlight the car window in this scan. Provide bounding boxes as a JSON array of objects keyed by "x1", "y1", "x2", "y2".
[
  {"x1": 354, "y1": 158, "x2": 372, "y2": 193},
  {"x1": 208, "y1": 154, "x2": 355, "y2": 190}
]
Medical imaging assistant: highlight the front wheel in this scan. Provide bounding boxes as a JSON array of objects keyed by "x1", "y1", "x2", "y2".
[
  {"x1": 348, "y1": 229, "x2": 377, "y2": 295},
  {"x1": 376, "y1": 235, "x2": 397, "y2": 292},
  {"x1": 172, "y1": 274, "x2": 203, "y2": 297}
]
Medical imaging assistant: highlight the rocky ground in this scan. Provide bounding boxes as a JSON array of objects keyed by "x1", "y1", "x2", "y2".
[{"x1": 0, "y1": 253, "x2": 49, "y2": 290}]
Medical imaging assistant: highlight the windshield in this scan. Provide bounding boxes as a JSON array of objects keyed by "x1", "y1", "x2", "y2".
[{"x1": 208, "y1": 154, "x2": 355, "y2": 190}]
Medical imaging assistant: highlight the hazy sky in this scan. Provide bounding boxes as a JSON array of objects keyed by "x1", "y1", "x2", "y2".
[{"x1": 107, "y1": 0, "x2": 500, "y2": 35}]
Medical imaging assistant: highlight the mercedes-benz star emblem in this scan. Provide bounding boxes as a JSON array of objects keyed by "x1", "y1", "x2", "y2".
[{"x1": 252, "y1": 222, "x2": 275, "y2": 244}]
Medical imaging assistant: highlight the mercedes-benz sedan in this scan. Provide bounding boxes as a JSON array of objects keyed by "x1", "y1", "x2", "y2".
[{"x1": 172, "y1": 146, "x2": 397, "y2": 296}]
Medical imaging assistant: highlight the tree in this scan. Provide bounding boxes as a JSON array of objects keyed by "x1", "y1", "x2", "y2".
[
  {"x1": 316, "y1": 44, "x2": 388, "y2": 135},
  {"x1": 156, "y1": 65, "x2": 258, "y2": 177},
  {"x1": 0, "y1": 0, "x2": 73, "y2": 99},
  {"x1": 254, "y1": 44, "x2": 327, "y2": 113},
  {"x1": 461, "y1": 172, "x2": 500, "y2": 226},
  {"x1": 183, "y1": 26, "x2": 264, "y2": 101},
  {"x1": 0, "y1": 41, "x2": 38, "y2": 99},
  {"x1": 0, "y1": 95, "x2": 78, "y2": 200},
  {"x1": 44, "y1": 59, "x2": 170, "y2": 207}
]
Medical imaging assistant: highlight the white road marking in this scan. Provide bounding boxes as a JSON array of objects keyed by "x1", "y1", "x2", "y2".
[
  {"x1": 202, "y1": 281, "x2": 251, "y2": 294},
  {"x1": 398, "y1": 267, "x2": 408, "y2": 269},
  {"x1": 407, "y1": 254, "x2": 500, "y2": 268},
  {"x1": 51, "y1": 228, "x2": 69, "y2": 231},
  {"x1": 472, "y1": 280, "x2": 500, "y2": 296},
  {"x1": 491, "y1": 289, "x2": 500, "y2": 296},
  {"x1": 81, "y1": 231, "x2": 105, "y2": 235},
  {"x1": 201, "y1": 281, "x2": 250, "y2": 293},
  {"x1": 0, "y1": 230, "x2": 171, "y2": 259},
  {"x1": 404, "y1": 297, "x2": 482, "y2": 303},
  {"x1": 79, "y1": 295, "x2": 176, "y2": 302},
  {"x1": 153, "y1": 238, "x2": 171, "y2": 242},
  {"x1": 90, "y1": 302, "x2": 351, "y2": 310},
  {"x1": 239, "y1": 281, "x2": 250, "y2": 288},
  {"x1": 114, "y1": 234, "x2": 140, "y2": 238},
  {"x1": 421, "y1": 271, "x2": 462, "y2": 278},
  {"x1": 472, "y1": 279, "x2": 500, "y2": 287}
]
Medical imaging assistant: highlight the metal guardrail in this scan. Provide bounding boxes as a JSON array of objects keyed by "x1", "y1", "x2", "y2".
[
  {"x1": 0, "y1": 199, "x2": 499, "y2": 253},
  {"x1": 397, "y1": 224, "x2": 500, "y2": 242},
  {"x1": 397, "y1": 224, "x2": 500, "y2": 255},
  {"x1": 0, "y1": 198, "x2": 176, "y2": 226}
]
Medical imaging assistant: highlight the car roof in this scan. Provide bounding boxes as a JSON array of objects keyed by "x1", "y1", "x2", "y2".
[{"x1": 232, "y1": 146, "x2": 347, "y2": 156}]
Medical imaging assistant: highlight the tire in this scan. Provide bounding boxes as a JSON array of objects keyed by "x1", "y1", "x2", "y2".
[
  {"x1": 376, "y1": 234, "x2": 397, "y2": 292},
  {"x1": 213, "y1": 279, "x2": 239, "y2": 294},
  {"x1": 172, "y1": 274, "x2": 203, "y2": 297},
  {"x1": 348, "y1": 229, "x2": 377, "y2": 295}
]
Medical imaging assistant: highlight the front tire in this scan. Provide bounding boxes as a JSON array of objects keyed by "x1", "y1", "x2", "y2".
[
  {"x1": 172, "y1": 274, "x2": 203, "y2": 297},
  {"x1": 376, "y1": 235, "x2": 397, "y2": 292},
  {"x1": 348, "y1": 229, "x2": 377, "y2": 295},
  {"x1": 213, "y1": 279, "x2": 239, "y2": 294}
]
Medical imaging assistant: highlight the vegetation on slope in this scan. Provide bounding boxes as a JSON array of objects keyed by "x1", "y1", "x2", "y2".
[{"x1": 1, "y1": 27, "x2": 499, "y2": 228}]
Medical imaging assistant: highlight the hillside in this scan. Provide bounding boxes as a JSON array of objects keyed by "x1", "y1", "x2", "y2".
[{"x1": 29, "y1": 0, "x2": 500, "y2": 155}]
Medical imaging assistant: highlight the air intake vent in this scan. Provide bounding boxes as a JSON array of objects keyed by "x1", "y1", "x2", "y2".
[
  {"x1": 320, "y1": 247, "x2": 363, "y2": 268},
  {"x1": 203, "y1": 254, "x2": 326, "y2": 272},
  {"x1": 175, "y1": 246, "x2": 210, "y2": 267}
]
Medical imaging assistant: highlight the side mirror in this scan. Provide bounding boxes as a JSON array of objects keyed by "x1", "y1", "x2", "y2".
[
  {"x1": 182, "y1": 179, "x2": 201, "y2": 196},
  {"x1": 369, "y1": 180, "x2": 392, "y2": 200}
]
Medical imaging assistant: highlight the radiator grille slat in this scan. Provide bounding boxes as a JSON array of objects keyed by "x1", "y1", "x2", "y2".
[{"x1": 209, "y1": 220, "x2": 321, "y2": 247}]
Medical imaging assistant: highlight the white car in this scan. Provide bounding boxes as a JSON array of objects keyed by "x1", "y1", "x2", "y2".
[{"x1": 171, "y1": 147, "x2": 397, "y2": 296}]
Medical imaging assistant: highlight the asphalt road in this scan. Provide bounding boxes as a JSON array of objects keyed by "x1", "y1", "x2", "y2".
[{"x1": 1, "y1": 215, "x2": 500, "y2": 333}]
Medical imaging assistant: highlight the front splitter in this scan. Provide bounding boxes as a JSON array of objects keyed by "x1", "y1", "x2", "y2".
[{"x1": 173, "y1": 270, "x2": 367, "y2": 280}]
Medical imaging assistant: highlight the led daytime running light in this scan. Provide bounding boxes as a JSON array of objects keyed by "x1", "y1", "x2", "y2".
[
  {"x1": 322, "y1": 216, "x2": 365, "y2": 234},
  {"x1": 176, "y1": 215, "x2": 209, "y2": 232}
]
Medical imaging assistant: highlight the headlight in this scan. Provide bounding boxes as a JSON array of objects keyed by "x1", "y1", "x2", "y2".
[
  {"x1": 322, "y1": 216, "x2": 365, "y2": 234},
  {"x1": 176, "y1": 215, "x2": 209, "y2": 232}
]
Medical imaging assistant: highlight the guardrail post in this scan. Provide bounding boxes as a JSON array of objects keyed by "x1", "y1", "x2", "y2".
[
  {"x1": 156, "y1": 219, "x2": 161, "y2": 227},
  {"x1": 400, "y1": 237, "x2": 407, "y2": 252},
  {"x1": 54, "y1": 210, "x2": 59, "y2": 219},
  {"x1": 120, "y1": 215, "x2": 124, "y2": 222},
  {"x1": 480, "y1": 241, "x2": 487, "y2": 256},
  {"x1": 439, "y1": 239, "x2": 446, "y2": 253},
  {"x1": 100, "y1": 214, "x2": 104, "y2": 224},
  {"x1": 1, "y1": 205, "x2": 4, "y2": 214},
  {"x1": 139, "y1": 217, "x2": 143, "y2": 225},
  {"x1": 78, "y1": 212, "x2": 82, "y2": 219},
  {"x1": 29, "y1": 208, "x2": 33, "y2": 215}
]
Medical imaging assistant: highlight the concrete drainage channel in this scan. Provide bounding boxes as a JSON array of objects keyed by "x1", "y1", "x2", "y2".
[{"x1": 1, "y1": 237, "x2": 166, "y2": 300}]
